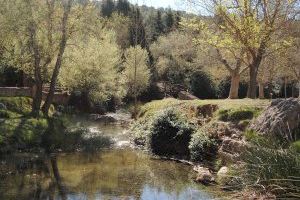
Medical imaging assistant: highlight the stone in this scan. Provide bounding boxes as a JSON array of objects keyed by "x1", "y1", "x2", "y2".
[
  {"x1": 250, "y1": 98, "x2": 300, "y2": 141},
  {"x1": 194, "y1": 166, "x2": 215, "y2": 185},
  {"x1": 178, "y1": 91, "x2": 199, "y2": 100},
  {"x1": 0, "y1": 103, "x2": 7, "y2": 110},
  {"x1": 217, "y1": 166, "x2": 229, "y2": 179}
]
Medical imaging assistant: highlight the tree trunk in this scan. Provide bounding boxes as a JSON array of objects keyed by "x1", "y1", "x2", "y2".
[
  {"x1": 284, "y1": 77, "x2": 287, "y2": 99},
  {"x1": 228, "y1": 72, "x2": 240, "y2": 99},
  {"x1": 31, "y1": 81, "x2": 43, "y2": 116},
  {"x1": 247, "y1": 65, "x2": 258, "y2": 99},
  {"x1": 258, "y1": 82, "x2": 265, "y2": 99},
  {"x1": 298, "y1": 81, "x2": 300, "y2": 99},
  {"x1": 42, "y1": 0, "x2": 72, "y2": 116}
]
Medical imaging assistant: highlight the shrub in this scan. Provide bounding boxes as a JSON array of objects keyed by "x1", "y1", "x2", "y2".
[
  {"x1": 0, "y1": 117, "x2": 48, "y2": 152},
  {"x1": 189, "y1": 71, "x2": 217, "y2": 99},
  {"x1": 189, "y1": 129, "x2": 218, "y2": 162},
  {"x1": 149, "y1": 108, "x2": 195, "y2": 158},
  {"x1": 0, "y1": 97, "x2": 32, "y2": 115}
]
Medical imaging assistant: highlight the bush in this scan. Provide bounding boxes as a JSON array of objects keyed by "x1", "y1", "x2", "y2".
[
  {"x1": 189, "y1": 130, "x2": 218, "y2": 162},
  {"x1": 0, "y1": 109, "x2": 21, "y2": 118},
  {"x1": 0, "y1": 117, "x2": 48, "y2": 152},
  {"x1": 0, "y1": 97, "x2": 32, "y2": 115},
  {"x1": 190, "y1": 71, "x2": 217, "y2": 99},
  {"x1": 149, "y1": 108, "x2": 195, "y2": 158}
]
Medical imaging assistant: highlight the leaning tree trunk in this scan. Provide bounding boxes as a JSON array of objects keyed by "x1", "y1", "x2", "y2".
[
  {"x1": 258, "y1": 82, "x2": 265, "y2": 99},
  {"x1": 42, "y1": 0, "x2": 72, "y2": 116},
  {"x1": 228, "y1": 71, "x2": 240, "y2": 99}
]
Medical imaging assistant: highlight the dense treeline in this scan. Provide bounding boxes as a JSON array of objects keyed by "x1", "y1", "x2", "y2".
[{"x1": 0, "y1": 0, "x2": 299, "y2": 116}]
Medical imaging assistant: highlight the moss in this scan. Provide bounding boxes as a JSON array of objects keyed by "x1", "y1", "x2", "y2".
[
  {"x1": 218, "y1": 107, "x2": 261, "y2": 122},
  {"x1": 290, "y1": 140, "x2": 300, "y2": 153}
]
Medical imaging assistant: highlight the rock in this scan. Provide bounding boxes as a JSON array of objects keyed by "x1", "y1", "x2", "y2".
[
  {"x1": 178, "y1": 91, "x2": 199, "y2": 100},
  {"x1": 95, "y1": 115, "x2": 117, "y2": 123},
  {"x1": 194, "y1": 166, "x2": 215, "y2": 185},
  {"x1": 0, "y1": 103, "x2": 6, "y2": 110},
  {"x1": 221, "y1": 138, "x2": 249, "y2": 153},
  {"x1": 217, "y1": 166, "x2": 229, "y2": 176},
  {"x1": 250, "y1": 98, "x2": 300, "y2": 141},
  {"x1": 196, "y1": 104, "x2": 218, "y2": 118}
]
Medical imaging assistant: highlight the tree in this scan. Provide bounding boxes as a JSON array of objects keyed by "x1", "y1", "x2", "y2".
[
  {"x1": 60, "y1": 30, "x2": 124, "y2": 103},
  {"x1": 164, "y1": 9, "x2": 175, "y2": 33},
  {"x1": 152, "y1": 10, "x2": 165, "y2": 41},
  {"x1": 0, "y1": 0, "x2": 102, "y2": 115},
  {"x1": 182, "y1": 18, "x2": 248, "y2": 99},
  {"x1": 101, "y1": 0, "x2": 115, "y2": 18},
  {"x1": 185, "y1": 0, "x2": 299, "y2": 98},
  {"x1": 151, "y1": 31, "x2": 203, "y2": 93},
  {"x1": 122, "y1": 45, "x2": 150, "y2": 107}
]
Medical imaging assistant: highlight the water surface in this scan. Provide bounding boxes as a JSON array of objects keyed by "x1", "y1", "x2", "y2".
[{"x1": 0, "y1": 118, "x2": 221, "y2": 200}]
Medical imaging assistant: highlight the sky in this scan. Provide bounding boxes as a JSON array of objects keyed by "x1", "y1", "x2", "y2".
[{"x1": 129, "y1": 0, "x2": 191, "y2": 12}]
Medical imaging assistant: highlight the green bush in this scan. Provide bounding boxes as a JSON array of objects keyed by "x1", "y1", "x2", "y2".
[
  {"x1": 189, "y1": 129, "x2": 218, "y2": 162},
  {"x1": 149, "y1": 108, "x2": 195, "y2": 158},
  {"x1": 218, "y1": 108, "x2": 260, "y2": 122},
  {"x1": 190, "y1": 71, "x2": 217, "y2": 99},
  {"x1": 0, "y1": 117, "x2": 48, "y2": 152},
  {"x1": 0, "y1": 97, "x2": 32, "y2": 115}
]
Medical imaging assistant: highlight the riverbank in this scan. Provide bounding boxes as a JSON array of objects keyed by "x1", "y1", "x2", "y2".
[{"x1": 130, "y1": 98, "x2": 300, "y2": 199}]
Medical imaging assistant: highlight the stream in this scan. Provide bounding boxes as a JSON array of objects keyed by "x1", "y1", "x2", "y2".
[{"x1": 0, "y1": 115, "x2": 223, "y2": 200}]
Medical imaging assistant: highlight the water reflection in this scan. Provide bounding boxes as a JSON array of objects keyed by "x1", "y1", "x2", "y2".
[{"x1": 0, "y1": 150, "x2": 215, "y2": 200}]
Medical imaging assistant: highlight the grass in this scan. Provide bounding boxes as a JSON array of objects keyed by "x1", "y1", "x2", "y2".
[{"x1": 138, "y1": 98, "x2": 269, "y2": 119}]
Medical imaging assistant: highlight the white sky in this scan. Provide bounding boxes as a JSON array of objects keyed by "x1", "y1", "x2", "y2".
[{"x1": 129, "y1": 0, "x2": 192, "y2": 12}]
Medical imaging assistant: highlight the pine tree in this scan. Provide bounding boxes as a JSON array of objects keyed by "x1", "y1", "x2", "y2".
[
  {"x1": 164, "y1": 9, "x2": 175, "y2": 33},
  {"x1": 116, "y1": 0, "x2": 131, "y2": 16},
  {"x1": 101, "y1": 0, "x2": 115, "y2": 18},
  {"x1": 129, "y1": 8, "x2": 147, "y2": 48},
  {"x1": 152, "y1": 10, "x2": 165, "y2": 41},
  {"x1": 174, "y1": 11, "x2": 181, "y2": 29}
]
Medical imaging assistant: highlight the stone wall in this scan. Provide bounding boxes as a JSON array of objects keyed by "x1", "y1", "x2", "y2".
[
  {"x1": 0, "y1": 87, "x2": 32, "y2": 97},
  {"x1": 0, "y1": 87, "x2": 70, "y2": 105}
]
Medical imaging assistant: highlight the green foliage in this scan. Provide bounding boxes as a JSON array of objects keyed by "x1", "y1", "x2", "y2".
[
  {"x1": 218, "y1": 107, "x2": 261, "y2": 122},
  {"x1": 189, "y1": 129, "x2": 218, "y2": 162},
  {"x1": 190, "y1": 71, "x2": 217, "y2": 99},
  {"x1": 60, "y1": 30, "x2": 125, "y2": 104},
  {"x1": 0, "y1": 109, "x2": 21, "y2": 118},
  {"x1": 240, "y1": 146, "x2": 300, "y2": 198},
  {"x1": 0, "y1": 97, "x2": 32, "y2": 115},
  {"x1": 122, "y1": 45, "x2": 151, "y2": 97},
  {"x1": 290, "y1": 141, "x2": 300, "y2": 153},
  {"x1": 0, "y1": 117, "x2": 48, "y2": 152},
  {"x1": 149, "y1": 108, "x2": 195, "y2": 158}
]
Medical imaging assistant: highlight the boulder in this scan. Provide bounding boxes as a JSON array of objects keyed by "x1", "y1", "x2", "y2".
[
  {"x1": 0, "y1": 103, "x2": 6, "y2": 110},
  {"x1": 250, "y1": 98, "x2": 300, "y2": 141},
  {"x1": 178, "y1": 91, "x2": 199, "y2": 100},
  {"x1": 194, "y1": 166, "x2": 215, "y2": 185}
]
